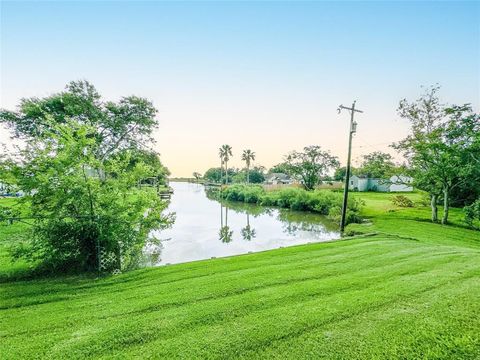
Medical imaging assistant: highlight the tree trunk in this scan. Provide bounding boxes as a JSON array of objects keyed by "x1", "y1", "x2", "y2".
[
  {"x1": 246, "y1": 164, "x2": 250, "y2": 184},
  {"x1": 431, "y1": 194, "x2": 438, "y2": 222},
  {"x1": 220, "y1": 204, "x2": 223, "y2": 227},
  {"x1": 220, "y1": 160, "x2": 223, "y2": 184},
  {"x1": 225, "y1": 161, "x2": 228, "y2": 184},
  {"x1": 442, "y1": 187, "x2": 449, "y2": 225}
]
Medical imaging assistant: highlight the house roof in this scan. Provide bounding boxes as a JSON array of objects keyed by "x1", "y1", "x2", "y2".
[
  {"x1": 351, "y1": 175, "x2": 385, "y2": 180},
  {"x1": 351, "y1": 175, "x2": 380, "y2": 180},
  {"x1": 266, "y1": 173, "x2": 291, "y2": 180}
]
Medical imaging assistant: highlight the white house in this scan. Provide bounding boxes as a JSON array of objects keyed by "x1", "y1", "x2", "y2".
[
  {"x1": 349, "y1": 175, "x2": 413, "y2": 192},
  {"x1": 0, "y1": 182, "x2": 24, "y2": 197},
  {"x1": 264, "y1": 173, "x2": 292, "y2": 185},
  {"x1": 389, "y1": 175, "x2": 414, "y2": 192}
]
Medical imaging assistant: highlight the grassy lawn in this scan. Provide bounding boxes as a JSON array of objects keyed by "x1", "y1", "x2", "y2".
[
  {"x1": 0, "y1": 198, "x2": 33, "y2": 280},
  {"x1": 1, "y1": 193, "x2": 479, "y2": 359}
]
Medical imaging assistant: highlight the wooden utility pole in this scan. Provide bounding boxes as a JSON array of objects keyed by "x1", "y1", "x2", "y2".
[{"x1": 338, "y1": 101, "x2": 363, "y2": 233}]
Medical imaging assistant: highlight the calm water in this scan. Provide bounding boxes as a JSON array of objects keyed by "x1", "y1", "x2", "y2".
[{"x1": 147, "y1": 182, "x2": 340, "y2": 265}]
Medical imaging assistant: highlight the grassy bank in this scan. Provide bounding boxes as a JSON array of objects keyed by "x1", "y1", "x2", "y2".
[{"x1": 1, "y1": 193, "x2": 480, "y2": 359}]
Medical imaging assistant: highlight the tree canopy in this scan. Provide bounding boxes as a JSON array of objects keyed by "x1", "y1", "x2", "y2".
[
  {"x1": 232, "y1": 166, "x2": 265, "y2": 184},
  {"x1": 285, "y1": 146, "x2": 339, "y2": 190},
  {"x1": 358, "y1": 152, "x2": 395, "y2": 179},
  {"x1": 393, "y1": 86, "x2": 480, "y2": 224},
  {"x1": 268, "y1": 163, "x2": 291, "y2": 175},
  {"x1": 0, "y1": 81, "x2": 172, "y2": 273}
]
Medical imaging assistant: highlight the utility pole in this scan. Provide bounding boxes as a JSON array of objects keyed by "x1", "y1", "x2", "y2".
[{"x1": 338, "y1": 101, "x2": 363, "y2": 233}]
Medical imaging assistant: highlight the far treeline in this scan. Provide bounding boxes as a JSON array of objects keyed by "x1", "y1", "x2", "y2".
[{"x1": 199, "y1": 86, "x2": 480, "y2": 226}]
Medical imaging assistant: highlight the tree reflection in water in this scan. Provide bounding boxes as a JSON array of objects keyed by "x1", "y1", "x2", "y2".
[
  {"x1": 277, "y1": 210, "x2": 334, "y2": 236},
  {"x1": 219, "y1": 204, "x2": 233, "y2": 243},
  {"x1": 241, "y1": 214, "x2": 256, "y2": 241},
  {"x1": 141, "y1": 238, "x2": 166, "y2": 266},
  {"x1": 207, "y1": 187, "x2": 338, "y2": 244}
]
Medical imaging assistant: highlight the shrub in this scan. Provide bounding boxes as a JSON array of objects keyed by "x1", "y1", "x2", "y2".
[
  {"x1": 392, "y1": 195, "x2": 414, "y2": 207},
  {"x1": 220, "y1": 185, "x2": 363, "y2": 225},
  {"x1": 259, "y1": 193, "x2": 277, "y2": 206},
  {"x1": 243, "y1": 187, "x2": 264, "y2": 203},
  {"x1": 222, "y1": 184, "x2": 265, "y2": 203},
  {"x1": 464, "y1": 199, "x2": 480, "y2": 229},
  {"x1": 3, "y1": 124, "x2": 173, "y2": 273},
  {"x1": 0, "y1": 81, "x2": 173, "y2": 274}
]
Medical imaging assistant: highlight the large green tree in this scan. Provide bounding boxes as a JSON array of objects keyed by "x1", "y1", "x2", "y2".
[
  {"x1": 358, "y1": 151, "x2": 395, "y2": 178},
  {"x1": 203, "y1": 167, "x2": 222, "y2": 183},
  {"x1": 1, "y1": 81, "x2": 158, "y2": 161},
  {"x1": 393, "y1": 86, "x2": 480, "y2": 224},
  {"x1": 0, "y1": 81, "x2": 172, "y2": 273},
  {"x1": 268, "y1": 163, "x2": 291, "y2": 175},
  {"x1": 204, "y1": 167, "x2": 237, "y2": 183},
  {"x1": 333, "y1": 166, "x2": 358, "y2": 181},
  {"x1": 285, "y1": 146, "x2": 339, "y2": 190}
]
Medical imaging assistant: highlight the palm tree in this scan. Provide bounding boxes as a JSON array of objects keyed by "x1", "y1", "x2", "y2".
[
  {"x1": 192, "y1": 172, "x2": 201, "y2": 183},
  {"x1": 241, "y1": 149, "x2": 256, "y2": 184},
  {"x1": 218, "y1": 149, "x2": 224, "y2": 184},
  {"x1": 219, "y1": 144, "x2": 233, "y2": 184}
]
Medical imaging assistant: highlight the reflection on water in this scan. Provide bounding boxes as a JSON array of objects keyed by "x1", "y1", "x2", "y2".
[
  {"x1": 241, "y1": 214, "x2": 256, "y2": 241},
  {"x1": 146, "y1": 182, "x2": 340, "y2": 266}
]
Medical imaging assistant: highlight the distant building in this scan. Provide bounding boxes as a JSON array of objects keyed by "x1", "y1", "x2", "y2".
[
  {"x1": 0, "y1": 182, "x2": 24, "y2": 197},
  {"x1": 264, "y1": 173, "x2": 292, "y2": 185},
  {"x1": 349, "y1": 175, "x2": 413, "y2": 192}
]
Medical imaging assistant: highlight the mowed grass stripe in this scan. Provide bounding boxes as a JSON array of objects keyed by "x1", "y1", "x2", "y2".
[
  {"x1": 2, "y1": 238, "x2": 476, "y2": 358},
  {"x1": 1, "y1": 241, "x2": 456, "y2": 342},
  {"x1": 3, "y1": 234, "x2": 472, "y2": 310},
  {"x1": 98, "y1": 260, "x2": 479, "y2": 359},
  {"x1": 0, "y1": 236, "x2": 402, "y2": 307},
  {"x1": 0, "y1": 235, "x2": 384, "y2": 297},
  {"x1": 0, "y1": 237, "x2": 457, "y2": 321},
  {"x1": 236, "y1": 276, "x2": 480, "y2": 360}
]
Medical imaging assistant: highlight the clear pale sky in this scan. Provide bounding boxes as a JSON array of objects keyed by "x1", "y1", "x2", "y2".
[{"x1": 1, "y1": 1, "x2": 479, "y2": 177}]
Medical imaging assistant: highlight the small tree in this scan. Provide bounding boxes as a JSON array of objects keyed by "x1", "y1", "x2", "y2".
[
  {"x1": 285, "y1": 146, "x2": 339, "y2": 190},
  {"x1": 204, "y1": 167, "x2": 222, "y2": 183},
  {"x1": 464, "y1": 199, "x2": 480, "y2": 229},
  {"x1": 192, "y1": 172, "x2": 202, "y2": 183}
]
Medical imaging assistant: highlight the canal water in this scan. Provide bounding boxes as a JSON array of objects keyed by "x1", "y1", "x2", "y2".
[{"x1": 147, "y1": 182, "x2": 340, "y2": 266}]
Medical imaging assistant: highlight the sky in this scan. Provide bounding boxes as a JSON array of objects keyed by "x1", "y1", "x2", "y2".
[{"x1": 1, "y1": 1, "x2": 479, "y2": 177}]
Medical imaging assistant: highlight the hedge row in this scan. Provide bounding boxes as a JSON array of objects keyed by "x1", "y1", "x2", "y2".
[{"x1": 219, "y1": 184, "x2": 363, "y2": 225}]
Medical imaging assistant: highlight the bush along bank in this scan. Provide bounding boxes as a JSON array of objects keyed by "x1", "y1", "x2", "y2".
[{"x1": 217, "y1": 184, "x2": 363, "y2": 225}]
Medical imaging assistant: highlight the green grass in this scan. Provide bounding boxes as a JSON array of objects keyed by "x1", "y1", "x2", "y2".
[
  {"x1": 1, "y1": 193, "x2": 479, "y2": 359},
  {"x1": 0, "y1": 198, "x2": 33, "y2": 280}
]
